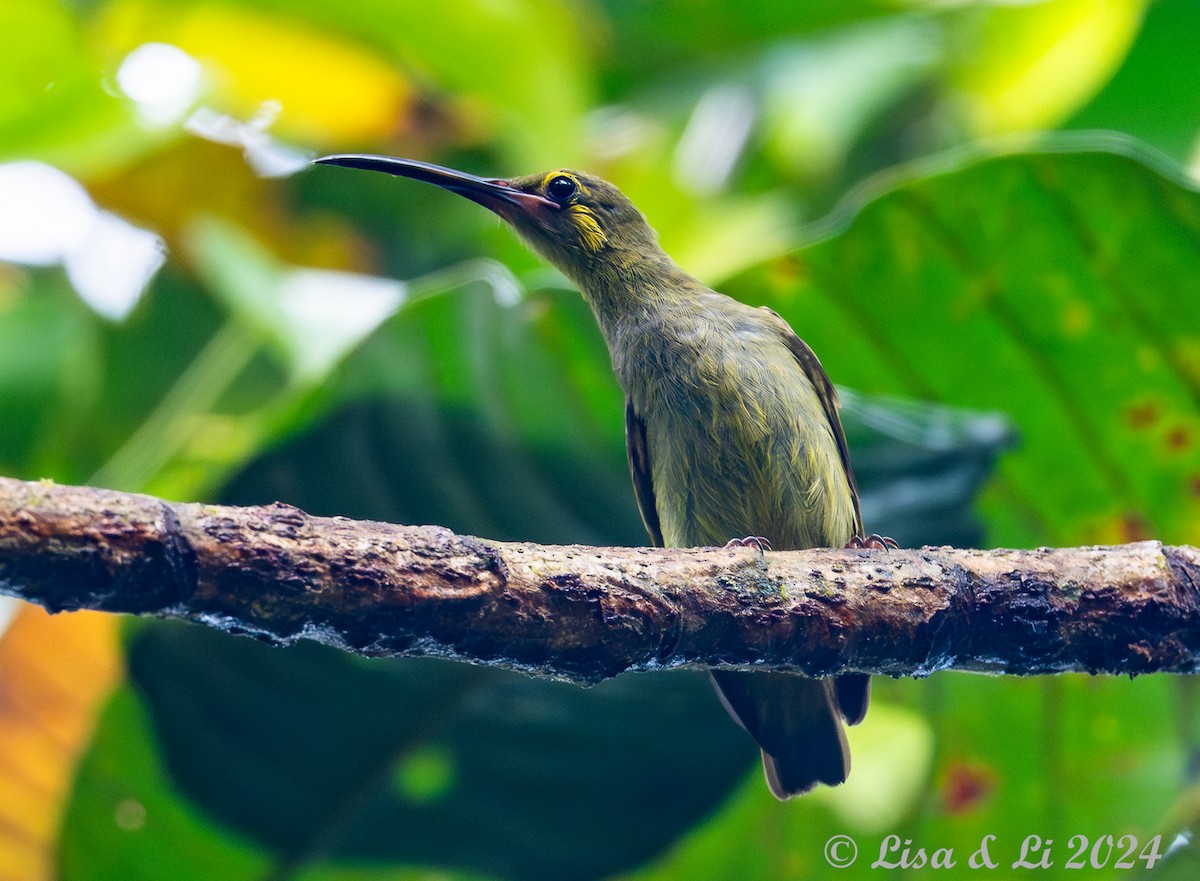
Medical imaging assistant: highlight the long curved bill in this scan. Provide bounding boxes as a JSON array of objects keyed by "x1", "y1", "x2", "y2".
[{"x1": 312, "y1": 154, "x2": 555, "y2": 215}]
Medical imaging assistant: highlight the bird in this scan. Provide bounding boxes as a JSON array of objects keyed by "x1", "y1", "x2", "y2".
[{"x1": 314, "y1": 154, "x2": 894, "y2": 798}]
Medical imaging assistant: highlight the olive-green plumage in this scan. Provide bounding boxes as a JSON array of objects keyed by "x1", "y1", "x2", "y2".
[{"x1": 315, "y1": 154, "x2": 871, "y2": 798}]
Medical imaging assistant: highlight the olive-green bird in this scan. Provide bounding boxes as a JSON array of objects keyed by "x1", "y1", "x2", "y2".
[{"x1": 315, "y1": 154, "x2": 892, "y2": 798}]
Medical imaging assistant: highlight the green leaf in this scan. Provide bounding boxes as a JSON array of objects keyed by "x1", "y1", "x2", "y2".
[
  {"x1": 840, "y1": 389, "x2": 1014, "y2": 548},
  {"x1": 942, "y1": 0, "x2": 1147, "y2": 136},
  {"x1": 728, "y1": 142, "x2": 1200, "y2": 546},
  {"x1": 80, "y1": 266, "x2": 272, "y2": 496},
  {"x1": 60, "y1": 628, "x2": 751, "y2": 881},
  {"x1": 60, "y1": 688, "x2": 270, "y2": 881},
  {"x1": 1067, "y1": 0, "x2": 1200, "y2": 162},
  {"x1": 0, "y1": 270, "x2": 100, "y2": 479},
  {"x1": 593, "y1": 0, "x2": 902, "y2": 87},
  {"x1": 626, "y1": 674, "x2": 1178, "y2": 881},
  {"x1": 237, "y1": 0, "x2": 593, "y2": 164},
  {"x1": 0, "y1": 0, "x2": 144, "y2": 176}
]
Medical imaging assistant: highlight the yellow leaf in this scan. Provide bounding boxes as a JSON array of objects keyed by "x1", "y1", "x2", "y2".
[
  {"x1": 98, "y1": 0, "x2": 411, "y2": 143},
  {"x1": 950, "y1": 0, "x2": 1148, "y2": 135},
  {"x1": 0, "y1": 605, "x2": 121, "y2": 881}
]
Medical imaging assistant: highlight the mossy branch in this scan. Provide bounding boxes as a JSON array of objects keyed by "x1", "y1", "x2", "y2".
[{"x1": 0, "y1": 476, "x2": 1196, "y2": 681}]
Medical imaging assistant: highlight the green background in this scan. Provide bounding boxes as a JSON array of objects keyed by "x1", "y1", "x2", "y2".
[{"x1": 1, "y1": 0, "x2": 1199, "y2": 879}]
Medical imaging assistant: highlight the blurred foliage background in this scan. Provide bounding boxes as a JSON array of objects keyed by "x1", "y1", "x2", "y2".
[{"x1": 1, "y1": 0, "x2": 1200, "y2": 879}]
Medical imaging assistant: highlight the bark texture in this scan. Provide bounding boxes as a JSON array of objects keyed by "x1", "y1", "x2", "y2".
[{"x1": 0, "y1": 476, "x2": 1197, "y2": 682}]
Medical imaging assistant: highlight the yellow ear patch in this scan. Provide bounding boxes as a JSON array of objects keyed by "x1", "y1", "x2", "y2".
[{"x1": 567, "y1": 204, "x2": 607, "y2": 252}]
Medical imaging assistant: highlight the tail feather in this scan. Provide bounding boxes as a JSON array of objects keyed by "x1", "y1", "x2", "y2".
[
  {"x1": 711, "y1": 670, "x2": 861, "y2": 799},
  {"x1": 835, "y1": 673, "x2": 871, "y2": 726}
]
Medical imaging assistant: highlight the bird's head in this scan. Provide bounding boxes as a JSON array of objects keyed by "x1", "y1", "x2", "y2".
[{"x1": 313, "y1": 155, "x2": 663, "y2": 284}]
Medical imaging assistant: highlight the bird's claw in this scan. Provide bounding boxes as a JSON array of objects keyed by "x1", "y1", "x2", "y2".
[
  {"x1": 724, "y1": 536, "x2": 772, "y2": 552},
  {"x1": 846, "y1": 533, "x2": 898, "y2": 550}
]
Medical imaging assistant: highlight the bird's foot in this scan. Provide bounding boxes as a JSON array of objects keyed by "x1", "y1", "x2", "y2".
[
  {"x1": 845, "y1": 533, "x2": 898, "y2": 550},
  {"x1": 724, "y1": 536, "x2": 772, "y2": 552}
]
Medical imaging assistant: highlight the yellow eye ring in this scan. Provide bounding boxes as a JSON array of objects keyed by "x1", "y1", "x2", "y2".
[{"x1": 546, "y1": 175, "x2": 577, "y2": 202}]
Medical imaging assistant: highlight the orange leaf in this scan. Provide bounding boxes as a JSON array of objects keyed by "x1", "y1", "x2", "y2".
[{"x1": 0, "y1": 605, "x2": 121, "y2": 881}]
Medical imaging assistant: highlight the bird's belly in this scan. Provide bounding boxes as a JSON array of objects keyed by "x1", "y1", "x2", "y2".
[{"x1": 648, "y1": 404, "x2": 856, "y2": 551}]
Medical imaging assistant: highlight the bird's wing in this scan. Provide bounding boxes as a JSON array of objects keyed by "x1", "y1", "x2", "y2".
[
  {"x1": 760, "y1": 307, "x2": 864, "y2": 538},
  {"x1": 625, "y1": 398, "x2": 664, "y2": 548}
]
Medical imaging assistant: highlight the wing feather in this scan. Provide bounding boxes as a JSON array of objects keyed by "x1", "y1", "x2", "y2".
[
  {"x1": 760, "y1": 307, "x2": 864, "y2": 538},
  {"x1": 625, "y1": 398, "x2": 664, "y2": 548}
]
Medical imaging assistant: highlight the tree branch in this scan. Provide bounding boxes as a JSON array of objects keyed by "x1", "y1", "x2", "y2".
[{"x1": 0, "y1": 476, "x2": 1196, "y2": 681}]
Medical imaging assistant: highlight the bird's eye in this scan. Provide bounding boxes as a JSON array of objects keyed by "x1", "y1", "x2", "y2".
[{"x1": 546, "y1": 175, "x2": 577, "y2": 202}]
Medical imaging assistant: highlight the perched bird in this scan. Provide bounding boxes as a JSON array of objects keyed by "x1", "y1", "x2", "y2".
[{"x1": 314, "y1": 155, "x2": 892, "y2": 798}]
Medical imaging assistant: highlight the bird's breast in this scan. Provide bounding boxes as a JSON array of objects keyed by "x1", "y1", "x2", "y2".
[{"x1": 620, "y1": 318, "x2": 856, "y2": 550}]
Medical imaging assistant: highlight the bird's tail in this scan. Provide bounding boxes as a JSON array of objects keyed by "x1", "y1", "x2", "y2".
[{"x1": 710, "y1": 669, "x2": 868, "y2": 799}]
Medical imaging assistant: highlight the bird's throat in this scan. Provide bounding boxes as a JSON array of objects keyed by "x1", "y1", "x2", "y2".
[{"x1": 570, "y1": 250, "x2": 703, "y2": 342}]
